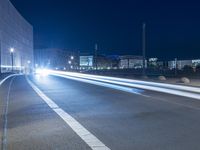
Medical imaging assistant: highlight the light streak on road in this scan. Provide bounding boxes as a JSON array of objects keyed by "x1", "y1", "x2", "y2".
[
  {"x1": 49, "y1": 70, "x2": 200, "y2": 94},
  {"x1": 35, "y1": 70, "x2": 200, "y2": 100},
  {"x1": 51, "y1": 73, "x2": 146, "y2": 96}
]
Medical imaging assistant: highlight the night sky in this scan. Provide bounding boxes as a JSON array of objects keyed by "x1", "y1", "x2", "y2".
[{"x1": 10, "y1": 0, "x2": 200, "y2": 60}]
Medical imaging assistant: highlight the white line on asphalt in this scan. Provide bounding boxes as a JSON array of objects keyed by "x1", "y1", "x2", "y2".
[
  {"x1": 26, "y1": 77, "x2": 111, "y2": 150},
  {"x1": 0, "y1": 74, "x2": 18, "y2": 150},
  {"x1": 2, "y1": 77, "x2": 15, "y2": 150},
  {"x1": 0, "y1": 74, "x2": 18, "y2": 86}
]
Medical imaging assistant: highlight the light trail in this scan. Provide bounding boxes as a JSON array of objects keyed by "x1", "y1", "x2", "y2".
[
  {"x1": 48, "y1": 70, "x2": 200, "y2": 93},
  {"x1": 39, "y1": 70, "x2": 200, "y2": 100},
  {"x1": 51, "y1": 73, "x2": 147, "y2": 96}
]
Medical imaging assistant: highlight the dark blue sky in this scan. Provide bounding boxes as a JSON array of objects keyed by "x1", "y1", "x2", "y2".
[{"x1": 10, "y1": 0, "x2": 200, "y2": 59}]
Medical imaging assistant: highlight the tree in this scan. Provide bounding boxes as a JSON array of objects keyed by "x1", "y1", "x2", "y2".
[
  {"x1": 196, "y1": 65, "x2": 200, "y2": 73},
  {"x1": 182, "y1": 65, "x2": 194, "y2": 74}
]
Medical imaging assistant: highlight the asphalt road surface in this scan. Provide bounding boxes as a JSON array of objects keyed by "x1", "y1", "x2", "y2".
[{"x1": 1, "y1": 75, "x2": 200, "y2": 150}]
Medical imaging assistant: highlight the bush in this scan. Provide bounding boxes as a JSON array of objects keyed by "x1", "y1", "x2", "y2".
[
  {"x1": 196, "y1": 65, "x2": 200, "y2": 73},
  {"x1": 182, "y1": 65, "x2": 194, "y2": 74}
]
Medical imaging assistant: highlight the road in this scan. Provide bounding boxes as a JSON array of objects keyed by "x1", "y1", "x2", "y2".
[{"x1": 1, "y1": 75, "x2": 200, "y2": 150}]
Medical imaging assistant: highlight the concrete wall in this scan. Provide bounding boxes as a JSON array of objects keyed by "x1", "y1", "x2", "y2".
[{"x1": 0, "y1": 0, "x2": 33, "y2": 73}]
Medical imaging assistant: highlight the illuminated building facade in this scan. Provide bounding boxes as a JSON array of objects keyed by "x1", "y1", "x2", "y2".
[{"x1": 0, "y1": 0, "x2": 33, "y2": 73}]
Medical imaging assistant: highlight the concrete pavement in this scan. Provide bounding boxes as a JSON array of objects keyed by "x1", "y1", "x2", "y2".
[{"x1": 1, "y1": 75, "x2": 200, "y2": 149}]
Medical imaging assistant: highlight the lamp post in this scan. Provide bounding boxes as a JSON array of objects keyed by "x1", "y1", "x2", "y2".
[
  {"x1": 175, "y1": 58, "x2": 177, "y2": 76},
  {"x1": 95, "y1": 44, "x2": 98, "y2": 70},
  {"x1": 142, "y1": 23, "x2": 146, "y2": 77},
  {"x1": 10, "y1": 48, "x2": 14, "y2": 72},
  {"x1": 27, "y1": 60, "x2": 31, "y2": 74},
  {"x1": 68, "y1": 60, "x2": 72, "y2": 70}
]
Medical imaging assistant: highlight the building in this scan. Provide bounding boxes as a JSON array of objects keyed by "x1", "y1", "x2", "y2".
[
  {"x1": 96, "y1": 55, "x2": 116, "y2": 70},
  {"x1": 148, "y1": 58, "x2": 158, "y2": 67},
  {"x1": 119, "y1": 55, "x2": 145, "y2": 69},
  {"x1": 0, "y1": 0, "x2": 33, "y2": 73},
  {"x1": 79, "y1": 55, "x2": 118, "y2": 70},
  {"x1": 34, "y1": 48, "x2": 74, "y2": 70},
  {"x1": 168, "y1": 60, "x2": 193, "y2": 70},
  {"x1": 192, "y1": 59, "x2": 200, "y2": 67},
  {"x1": 79, "y1": 55, "x2": 93, "y2": 69}
]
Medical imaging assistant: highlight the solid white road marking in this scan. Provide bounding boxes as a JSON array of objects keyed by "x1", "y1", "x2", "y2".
[
  {"x1": 0, "y1": 74, "x2": 18, "y2": 86},
  {"x1": 26, "y1": 77, "x2": 111, "y2": 150},
  {"x1": 0, "y1": 74, "x2": 18, "y2": 150}
]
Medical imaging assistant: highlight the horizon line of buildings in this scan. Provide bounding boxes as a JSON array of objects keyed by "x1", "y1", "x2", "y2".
[{"x1": 34, "y1": 48, "x2": 200, "y2": 71}]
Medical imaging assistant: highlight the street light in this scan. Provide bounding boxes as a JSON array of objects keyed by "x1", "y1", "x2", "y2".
[
  {"x1": 142, "y1": 23, "x2": 146, "y2": 77},
  {"x1": 10, "y1": 48, "x2": 14, "y2": 72},
  {"x1": 70, "y1": 56, "x2": 74, "y2": 60},
  {"x1": 27, "y1": 60, "x2": 31, "y2": 74},
  {"x1": 10, "y1": 48, "x2": 14, "y2": 53}
]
